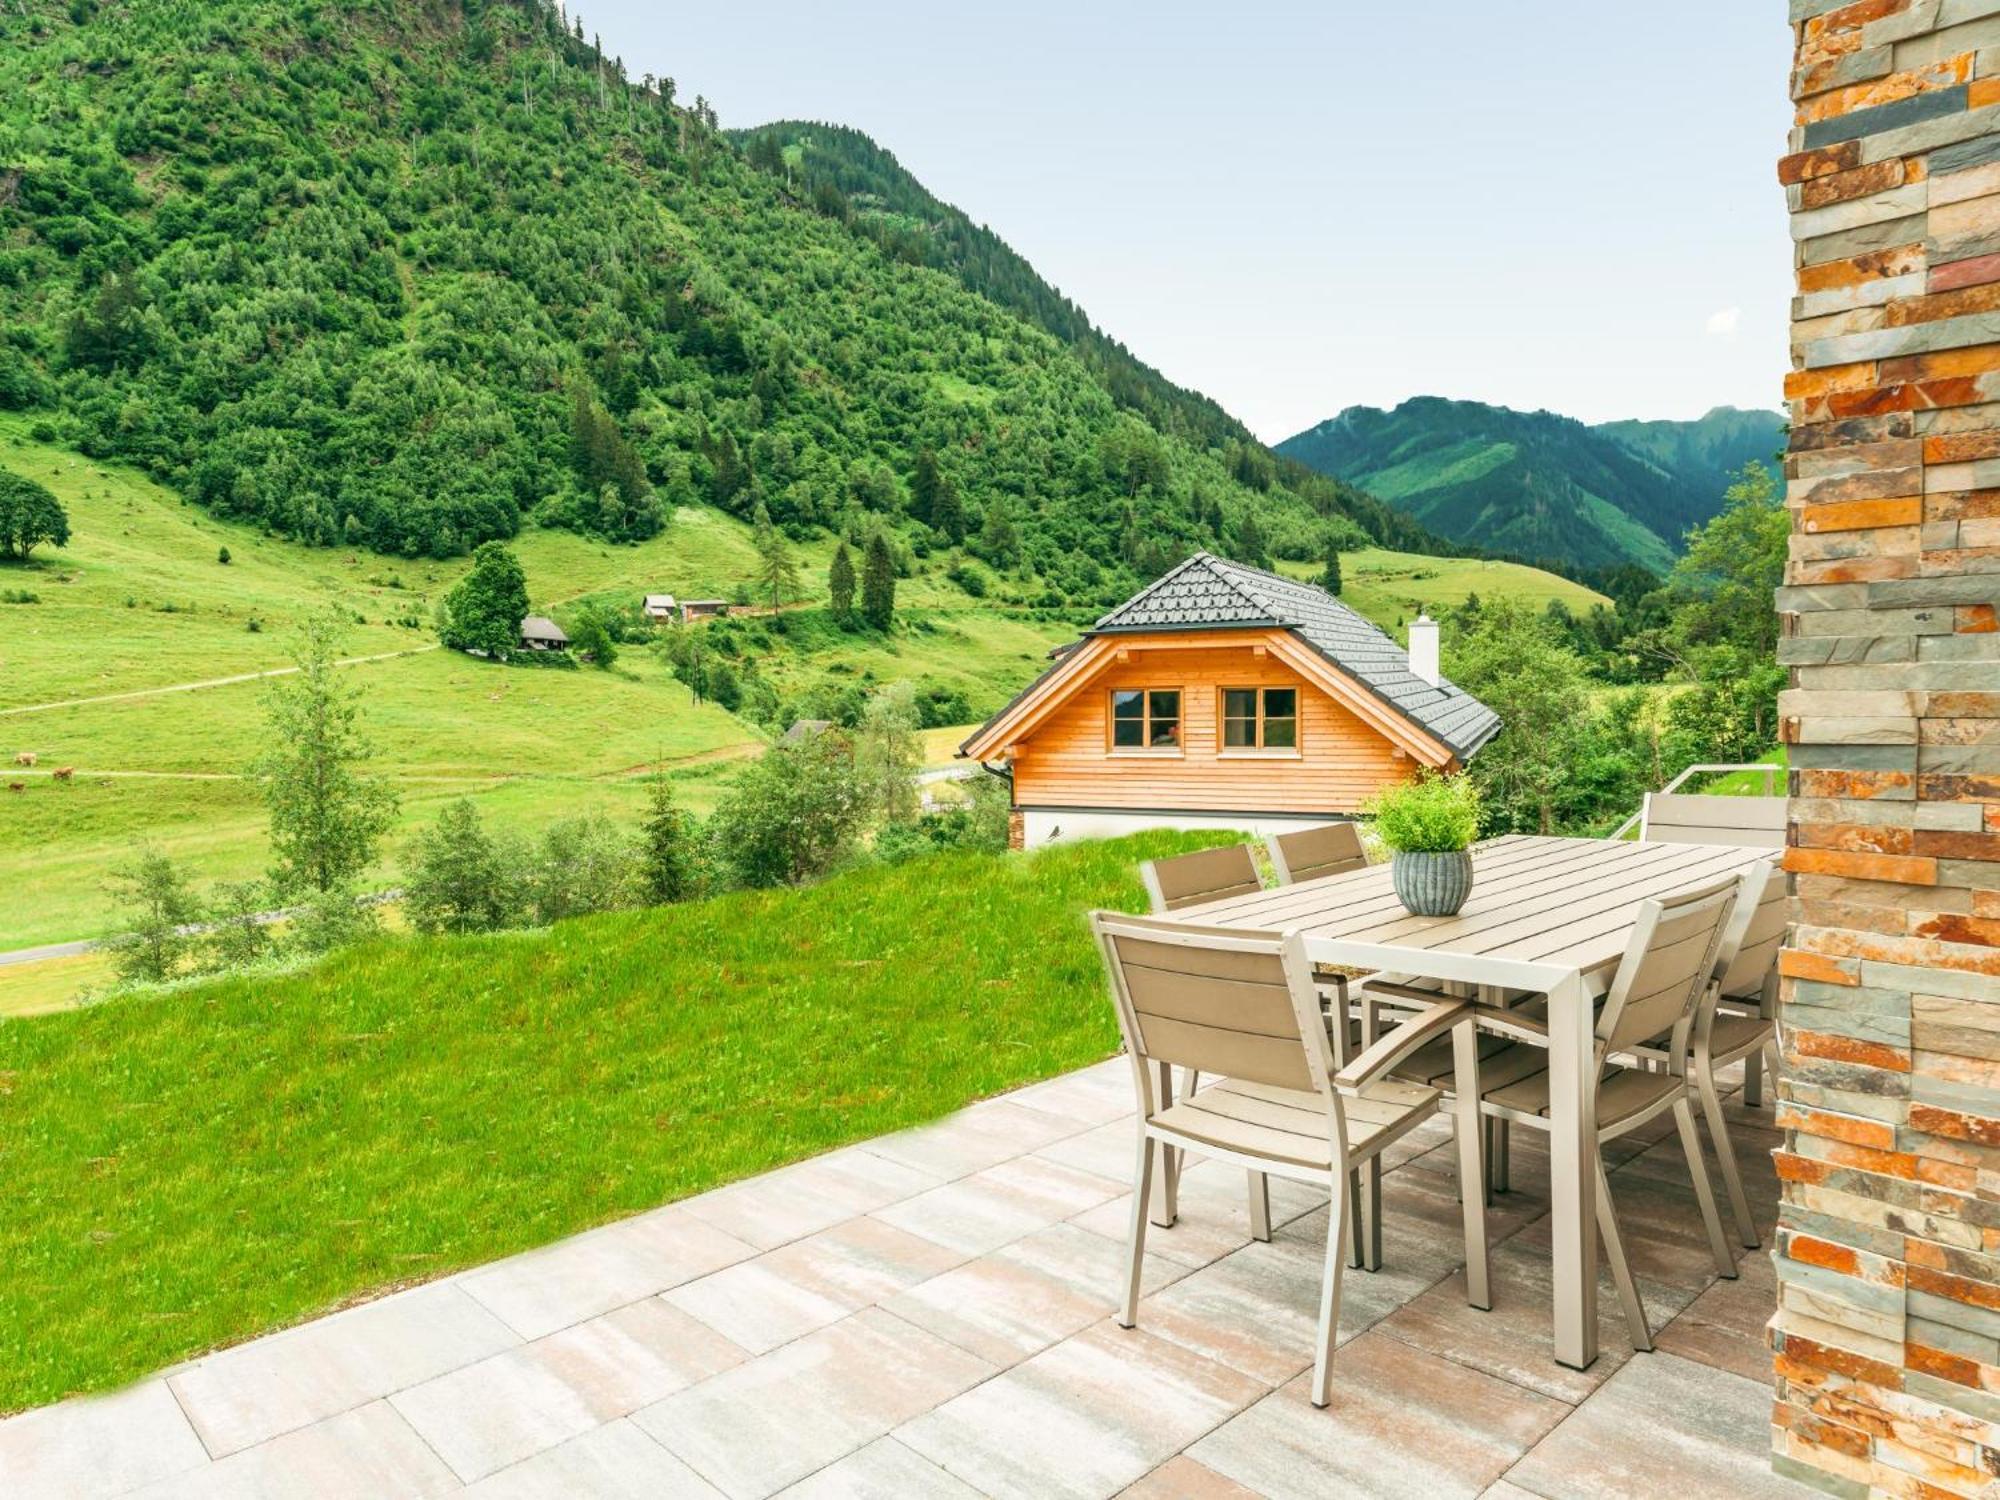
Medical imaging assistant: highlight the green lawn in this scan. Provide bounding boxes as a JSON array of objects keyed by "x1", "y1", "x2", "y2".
[{"x1": 0, "y1": 829, "x2": 1225, "y2": 1411}]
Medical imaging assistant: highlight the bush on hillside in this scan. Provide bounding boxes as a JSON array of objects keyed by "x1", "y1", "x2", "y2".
[{"x1": 708, "y1": 730, "x2": 867, "y2": 888}]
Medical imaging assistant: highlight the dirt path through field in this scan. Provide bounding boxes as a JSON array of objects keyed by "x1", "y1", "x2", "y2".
[{"x1": 1, "y1": 645, "x2": 442, "y2": 718}]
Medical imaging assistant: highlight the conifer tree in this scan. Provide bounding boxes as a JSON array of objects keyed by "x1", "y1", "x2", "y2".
[
  {"x1": 637, "y1": 772, "x2": 701, "y2": 904},
  {"x1": 1321, "y1": 535, "x2": 1343, "y2": 595},
  {"x1": 752, "y1": 502, "x2": 799, "y2": 609},
  {"x1": 828, "y1": 540, "x2": 857, "y2": 626},
  {"x1": 931, "y1": 475, "x2": 965, "y2": 545},
  {"x1": 861, "y1": 531, "x2": 896, "y2": 631},
  {"x1": 910, "y1": 447, "x2": 941, "y2": 528}
]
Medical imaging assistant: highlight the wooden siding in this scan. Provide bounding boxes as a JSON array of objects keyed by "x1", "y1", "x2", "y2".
[{"x1": 1010, "y1": 641, "x2": 1417, "y2": 814}]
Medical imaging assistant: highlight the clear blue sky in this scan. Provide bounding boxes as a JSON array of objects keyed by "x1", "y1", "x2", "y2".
[{"x1": 578, "y1": 1, "x2": 1794, "y2": 442}]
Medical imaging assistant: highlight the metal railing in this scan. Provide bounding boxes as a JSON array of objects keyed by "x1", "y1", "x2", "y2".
[{"x1": 1609, "y1": 762, "x2": 1784, "y2": 841}]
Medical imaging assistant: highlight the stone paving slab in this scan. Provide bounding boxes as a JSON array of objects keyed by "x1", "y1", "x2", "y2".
[{"x1": 0, "y1": 1055, "x2": 1818, "y2": 1499}]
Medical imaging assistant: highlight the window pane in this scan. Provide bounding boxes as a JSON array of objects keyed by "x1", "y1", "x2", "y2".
[
  {"x1": 1112, "y1": 690, "x2": 1143, "y2": 721},
  {"x1": 1149, "y1": 690, "x2": 1180, "y2": 721},
  {"x1": 1150, "y1": 714, "x2": 1180, "y2": 747},
  {"x1": 1263, "y1": 715, "x2": 1297, "y2": 749},
  {"x1": 1263, "y1": 688, "x2": 1297, "y2": 720},
  {"x1": 1223, "y1": 718, "x2": 1255, "y2": 748},
  {"x1": 1223, "y1": 689, "x2": 1257, "y2": 721}
]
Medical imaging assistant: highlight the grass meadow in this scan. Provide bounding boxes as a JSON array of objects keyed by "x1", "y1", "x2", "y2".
[{"x1": 0, "y1": 828, "x2": 1225, "y2": 1411}]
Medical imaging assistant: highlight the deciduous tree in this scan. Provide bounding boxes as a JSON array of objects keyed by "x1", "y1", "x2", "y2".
[
  {"x1": 441, "y1": 542, "x2": 529, "y2": 660},
  {"x1": 0, "y1": 471, "x2": 69, "y2": 560}
]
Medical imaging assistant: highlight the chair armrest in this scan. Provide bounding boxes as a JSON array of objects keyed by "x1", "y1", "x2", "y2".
[
  {"x1": 1333, "y1": 999, "x2": 1469, "y2": 1091},
  {"x1": 1471, "y1": 1004, "x2": 1549, "y2": 1046}
]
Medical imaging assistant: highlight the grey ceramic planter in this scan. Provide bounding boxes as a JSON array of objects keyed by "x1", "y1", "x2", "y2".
[{"x1": 1391, "y1": 848, "x2": 1474, "y2": 917}]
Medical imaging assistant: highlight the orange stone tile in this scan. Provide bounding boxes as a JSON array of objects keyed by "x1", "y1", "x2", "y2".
[
  {"x1": 1972, "y1": 77, "x2": 2000, "y2": 111},
  {"x1": 1798, "y1": 822, "x2": 1916, "y2": 856},
  {"x1": 1780, "y1": 138, "x2": 1865, "y2": 186},
  {"x1": 1958, "y1": 604, "x2": 1999, "y2": 633},
  {"x1": 1924, "y1": 433, "x2": 2000, "y2": 464},
  {"x1": 1802, "y1": 159, "x2": 1908, "y2": 210},
  {"x1": 1778, "y1": 1332, "x2": 1905, "y2": 1388},
  {"x1": 1781, "y1": 948, "x2": 1864, "y2": 985},
  {"x1": 1800, "y1": 243, "x2": 1926, "y2": 291},
  {"x1": 1776, "y1": 1103, "x2": 1898, "y2": 1151},
  {"x1": 1907, "y1": 1262, "x2": 2000, "y2": 1313},
  {"x1": 1787, "y1": 361, "x2": 1882, "y2": 400},
  {"x1": 1784, "y1": 846, "x2": 1938, "y2": 885},
  {"x1": 1910, "y1": 1105, "x2": 2000, "y2": 1149},
  {"x1": 1800, "y1": 769, "x2": 1914, "y2": 800},
  {"x1": 1792, "y1": 1030, "x2": 1915, "y2": 1074},
  {"x1": 1786, "y1": 1234, "x2": 1863, "y2": 1277},
  {"x1": 1886, "y1": 281, "x2": 2000, "y2": 327},
  {"x1": 1799, "y1": 496, "x2": 1924, "y2": 532}
]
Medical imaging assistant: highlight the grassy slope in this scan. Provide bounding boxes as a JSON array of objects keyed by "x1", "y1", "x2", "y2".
[
  {"x1": 1275, "y1": 548, "x2": 1609, "y2": 630},
  {"x1": 0, "y1": 419, "x2": 1077, "y2": 950},
  {"x1": 0, "y1": 829, "x2": 1224, "y2": 1411}
]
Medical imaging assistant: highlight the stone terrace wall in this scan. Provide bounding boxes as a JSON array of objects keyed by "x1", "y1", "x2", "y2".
[{"x1": 1778, "y1": 2, "x2": 2000, "y2": 1495}]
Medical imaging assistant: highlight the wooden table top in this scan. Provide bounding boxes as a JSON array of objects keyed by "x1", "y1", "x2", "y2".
[{"x1": 1180, "y1": 834, "x2": 1779, "y2": 986}]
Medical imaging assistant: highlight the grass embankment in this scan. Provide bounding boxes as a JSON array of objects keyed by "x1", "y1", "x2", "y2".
[{"x1": 0, "y1": 829, "x2": 1225, "y2": 1411}]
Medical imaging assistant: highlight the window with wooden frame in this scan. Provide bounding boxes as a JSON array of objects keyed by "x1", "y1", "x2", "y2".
[
  {"x1": 1108, "y1": 688, "x2": 1182, "y2": 751},
  {"x1": 1220, "y1": 686, "x2": 1299, "y2": 752}
]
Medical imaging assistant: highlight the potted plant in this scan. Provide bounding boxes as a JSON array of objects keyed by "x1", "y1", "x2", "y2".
[{"x1": 1365, "y1": 770, "x2": 1483, "y2": 917}]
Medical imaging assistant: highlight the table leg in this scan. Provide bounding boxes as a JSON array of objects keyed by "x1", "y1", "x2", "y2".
[{"x1": 1548, "y1": 970, "x2": 1598, "y2": 1370}]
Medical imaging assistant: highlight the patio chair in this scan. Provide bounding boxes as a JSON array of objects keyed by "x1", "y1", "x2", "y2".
[
  {"x1": 1139, "y1": 844, "x2": 1262, "y2": 913},
  {"x1": 1266, "y1": 822, "x2": 1369, "y2": 885},
  {"x1": 1629, "y1": 859, "x2": 1784, "y2": 1249},
  {"x1": 1466, "y1": 874, "x2": 1743, "y2": 1352},
  {"x1": 1091, "y1": 910, "x2": 1488, "y2": 1408}
]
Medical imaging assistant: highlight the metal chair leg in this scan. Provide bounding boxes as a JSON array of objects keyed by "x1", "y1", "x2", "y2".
[
  {"x1": 1696, "y1": 1059, "x2": 1761, "y2": 1249},
  {"x1": 1595, "y1": 1154, "x2": 1651, "y2": 1352},
  {"x1": 1311, "y1": 1158, "x2": 1349, "y2": 1408},
  {"x1": 1120, "y1": 1134, "x2": 1155, "y2": 1328},
  {"x1": 1248, "y1": 1170, "x2": 1272, "y2": 1243},
  {"x1": 1673, "y1": 1096, "x2": 1738, "y2": 1279}
]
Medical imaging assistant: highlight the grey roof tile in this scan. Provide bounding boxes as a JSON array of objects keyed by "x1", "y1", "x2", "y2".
[{"x1": 1086, "y1": 553, "x2": 1500, "y2": 759}]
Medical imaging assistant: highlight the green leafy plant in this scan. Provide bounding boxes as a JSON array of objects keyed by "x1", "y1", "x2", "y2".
[{"x1": 1365, "y1": 771, "x2": 1481, "y2": 853}]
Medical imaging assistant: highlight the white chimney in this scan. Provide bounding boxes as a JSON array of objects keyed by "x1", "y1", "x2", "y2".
[{"x1": 1408, "y1": 614, "x2": 1440, "y2": 687}]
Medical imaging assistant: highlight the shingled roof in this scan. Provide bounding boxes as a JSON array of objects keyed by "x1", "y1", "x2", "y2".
[{"x1": 1085, "y1": 553, "x2": 1499, "y2": 758}]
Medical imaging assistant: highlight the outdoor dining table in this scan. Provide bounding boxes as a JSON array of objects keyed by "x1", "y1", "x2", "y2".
[{"x1": 1172, "y1": 832, "x2": 1780, "y2": 1370}]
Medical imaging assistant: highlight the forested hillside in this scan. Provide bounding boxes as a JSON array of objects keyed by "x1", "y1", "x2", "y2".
[
  {"x1": 1277, "y1": 398, "x2": 1784, "y2": 576},
  {"x1": 0, "y1": 0, "x2": 1445, "y2": 605}
]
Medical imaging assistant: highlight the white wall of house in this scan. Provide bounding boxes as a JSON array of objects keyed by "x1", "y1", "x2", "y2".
[{"x1": 1019, "y1": 807, "x2": 1348, "y2": 849}]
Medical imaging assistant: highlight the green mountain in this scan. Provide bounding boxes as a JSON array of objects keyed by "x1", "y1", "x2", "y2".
[
  {"x1": 1275, "y1": 399, "x2": 1784, "y2": 577},
  {"x1": 0, "y1": 0, "x2": 1452, "y2": 607}
]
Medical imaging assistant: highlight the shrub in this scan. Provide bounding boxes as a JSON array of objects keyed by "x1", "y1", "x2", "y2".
[
  {"x1": 527, "y1": 812, "x2": 634, "y2": 925},
  {"x1": 403, "y1": 798, "x2": 514, "y2": 936},
  {"x1": 102, "y1": 847, "x2": 199, "y2": 984},
  {"x1": 637, "y1": 774, "x2": 704, "y2": 904},
  {"x1": 1364, "y1": 771, "x2": 1481, "y2": 853},
  {"x1": 709, "y1": 731, "x2": 866, "y2": 888},
  {"x1": 285, "y1": 883, "x2": 380, "y2": 954},
  {"x1": 0, "y1": 588, "x2": 38, "y2": 604},
  {"x1": 202, "y1": 880, "x2": 272, "y2": 972}
]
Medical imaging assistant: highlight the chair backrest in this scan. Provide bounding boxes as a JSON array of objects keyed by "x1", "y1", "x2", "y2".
[
  {"x1": 1598, "y1": 874, "x2": 1740, "y2": 1053},
  {"x1": 1091, "y1": 912, "x2": 1334, "y2": 1111},
  {"x1": 1139, "y1": 843, "x2": 1262, "y2": 913},
  {"x1": 1640, "y1": 793, "x2": 1786, "y2": 849},
  {"x1": 1267, "y1": 823, "x2": 1368, "y2": 886},
  {"x1": 1714, "y1": 859, "x2": 1786, "y2": 1006}
]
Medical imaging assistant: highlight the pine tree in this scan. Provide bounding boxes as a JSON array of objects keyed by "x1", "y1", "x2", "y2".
[
  {"x1": 752, "y1": 502, "x2": 800, "y2": 609},
  {"x1": 910, "y1": 447, "x2": 941, "y2": 528},
  {"x1": 931, "y1": 475, "x2": 965, "y2": 545},
  {"x1": 1321, "y1": 536, "x2": 1343, "y2": 595},
  {"x1": 861, "y1": 531, "x2": 896, "y2": 631},
  {"x1": 1235, "y1": 512, "x2": 1271, "y2": 570},
  {"x1": 638, "y1": 773, "x2": 701, "y2": 903},
  {"x1": 828, "y1": 540, "x2": 857, "y2": 626}
]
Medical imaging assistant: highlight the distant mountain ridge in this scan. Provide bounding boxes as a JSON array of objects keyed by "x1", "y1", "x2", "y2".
[{"x1": 1275, "y1": 399, "x2": 1784, "y2": 577}]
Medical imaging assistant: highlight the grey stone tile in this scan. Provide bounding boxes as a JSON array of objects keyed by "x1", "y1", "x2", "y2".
[
  {"x1": 459, "y1": 1210, "x2": 755, "y2": 1341},
  {"x1": 457, "y1": 1419, "x2": 724, "y2": 1500},
  {"x1": 632, "y1": 1308, "x2": 993, "y2": 1500},
  {"x1": 1005, "y1": 1059, "x2": 1137, "y2": 1129},
  {"x1": 389, "y1": 1344, "x2": 604, "y2": 1483},
  {"x1": 679, "y1": 1148, "x2": 942, "y2": 1253},
  {"x1": 524, "y1": 1298, "x2": 749, "y2": 1417},
  {"x1": 773, "y1": 1436, "x2": 985, "y2": 1499},
  {"x1": 1376, "y1": 1240, "x2": 1678, "y2": 1405},
  {"x1": 126, "y1": 1399, "x2": 457, "y2": 1500},
  {"x1": 1035, "y1": 1117, "x2": 1147, "y2": 1182},
  {"x1": 1190, "y1": 1331, "x2": 1569, "y2": 1500},
  {"x1": 0, "y1": 1379, "x2": 210, "y2": 1498},
  {"x1": 1655, "y1": 1248, "x2": 1779, "y2": 1383},
  {"x1": 873, "y1": 1153, "x2": 1125, "y2": 1257},
  {"x1": 886, "y1": 1221, "x2": 1188, "y2": 1367},
  {"x1": 165, "y1": 1280, "x2": 520, "y2": 1457},
  {"x1": 1069, "y1": 1159, "x2": 1325, "y2": 1270},
  {"x1": 1119, "y1": 1454, "x2": 1266, "y2": 1498},
  {"x1": 666, "y1": 1216, "x2": 965, "y2": 1354},
  {"x1": 860, "y1": 1098, "x2": 1086, "y2": 1180},
  {"x1": 1504, "y1": 1351, "x2": 1814, "y2": 1499},
  {"x1": 897, "y1": 1320, "x2": 1265, "y2": 1500}
]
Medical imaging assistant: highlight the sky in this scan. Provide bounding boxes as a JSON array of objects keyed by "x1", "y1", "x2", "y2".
[{"x1": 578, "y1": 1, "x2": 1795, "y2": 444}]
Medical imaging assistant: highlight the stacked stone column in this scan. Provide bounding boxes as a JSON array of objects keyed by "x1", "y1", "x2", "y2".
[{"x1": 1778, "y1": 2, "x2": 2000, "y2": 1494}]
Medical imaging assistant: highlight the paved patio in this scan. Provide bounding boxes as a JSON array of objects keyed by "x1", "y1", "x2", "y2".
[{"x1": 2, "y1": 1057, "x2": 1812, "y2": 1499}]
